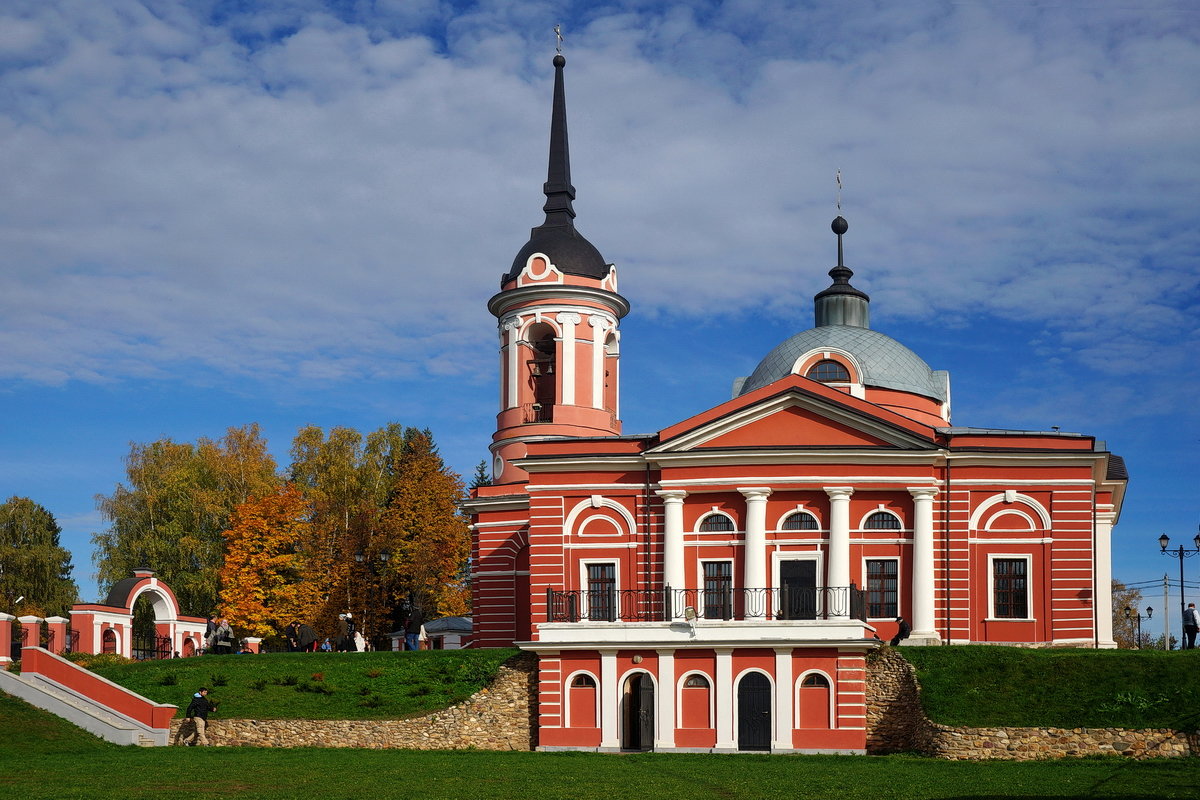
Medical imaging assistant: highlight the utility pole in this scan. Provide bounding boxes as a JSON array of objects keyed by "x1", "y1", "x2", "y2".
[{"x1": 1163, "y1": 574, "x2": 1171, "y2": 650}]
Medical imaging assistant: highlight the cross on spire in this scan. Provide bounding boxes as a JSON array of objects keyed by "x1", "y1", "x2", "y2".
[{"x1": 554, "y1": 24, "x2": 563, "y2": 55}]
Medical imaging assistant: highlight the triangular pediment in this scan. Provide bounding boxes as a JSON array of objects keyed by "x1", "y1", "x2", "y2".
[{"x1": 651, "y1": 379, "x2": 937, "y2": 454}]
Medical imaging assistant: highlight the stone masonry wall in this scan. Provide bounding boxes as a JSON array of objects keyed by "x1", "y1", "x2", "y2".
[
  {"x1": 865, "y1": 647, "x2": 1197, "y2": 760},
  {"x1": 170, "y1": 652, "x2": 537, "y2": 750}
]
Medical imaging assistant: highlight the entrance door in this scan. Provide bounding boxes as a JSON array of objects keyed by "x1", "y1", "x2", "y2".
[
  {"x1": 737, "y1": 672, "x2": 772, "y2": 751},
  {"x1": 622, "y1": 673, "x2": 655, "y2": 751},
  {"x1": 779, "y1": 560, "x2": 818, "y2": 620}
]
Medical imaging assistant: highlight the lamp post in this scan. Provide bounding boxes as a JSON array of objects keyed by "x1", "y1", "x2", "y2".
[
  {"x1": 1123, "y1": 605, "x2": 1153, "y2": 649},
  {"x1": 1158, "y1": 525, "x2": 1200, "y2": 649},
  {"x1": 353, "y1": 549, "x2": 391, "y2": 649}
]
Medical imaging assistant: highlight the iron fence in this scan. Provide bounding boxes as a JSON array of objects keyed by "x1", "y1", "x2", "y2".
[{"x1": 546, "y1": 585, "x2": 866, "y2": 623}]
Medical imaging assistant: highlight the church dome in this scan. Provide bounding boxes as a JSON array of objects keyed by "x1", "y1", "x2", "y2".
[
  {"x1": 737, "y1": 324, "x2": 949, "y2": 403},
  {"x1": 736, "y1": 215, "x2": 948, "y2": 405}
]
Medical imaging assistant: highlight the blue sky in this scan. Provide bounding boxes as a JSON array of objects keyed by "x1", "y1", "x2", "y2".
[{"x1": 1, "y1": 1, "x2": 1198, "y2": 638}]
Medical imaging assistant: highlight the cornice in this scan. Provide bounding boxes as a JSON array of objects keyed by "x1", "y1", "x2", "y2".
[{"x1": 488, "y1": 284, "x2": 630, "y2": 319}]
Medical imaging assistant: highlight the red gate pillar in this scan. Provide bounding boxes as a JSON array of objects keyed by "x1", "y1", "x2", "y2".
[
  {"x1": 0, "y1": 613, "x2": 13, "y2": 664},
  {"x1": 44, "y1": 616, "x2": 70, "y2": 654},
  {"x1": 243, "y1": 637, "x2": 262, "y2": 654},
  {"x1": 18, "y1": 616, "x2": 43, "y2": 651}
]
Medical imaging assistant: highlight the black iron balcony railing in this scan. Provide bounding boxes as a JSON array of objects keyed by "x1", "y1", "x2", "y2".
[{"x1": 546, "y1": 585, "x2": 866, "y2": 623}]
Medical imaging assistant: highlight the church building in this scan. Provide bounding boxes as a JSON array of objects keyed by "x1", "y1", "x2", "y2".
[{"x1": 464, "y1": 54, "x2": 1128, "y2": 754}]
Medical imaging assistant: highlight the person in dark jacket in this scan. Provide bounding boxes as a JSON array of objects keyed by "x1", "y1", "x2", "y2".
[
  {"x1": 404, "y1": 606, "x2": 424, "y2": 651},
  {"x1": 177, "y1": 687, "x2": 215, "y2": 746},
  {"x1": 297, "y1": 622, "x2": 318, "y2": 652},
  {"x1": 889, "y1": 616, "x2": 911, "y2": 647}
]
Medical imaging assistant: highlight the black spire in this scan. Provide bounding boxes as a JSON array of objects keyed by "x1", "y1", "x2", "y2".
[
  {"x1": 814, "y1": 216, "x2": 870, "y2": 328},
  {"x1": 542, "y1": 54, "x2": 575, "y2": 224},
  {"x1": 503, "y1": 54, "x2": 608, "y2": 286}
]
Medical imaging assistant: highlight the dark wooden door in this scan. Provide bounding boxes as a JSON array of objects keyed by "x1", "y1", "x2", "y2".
[
  {"x1": 623, "y1": 673, "x2": 655, "y2": 751},
  {"x1": 737, "y1": 672, "x2": 771, "y2": 751},
  {"x1": 780, "y1": 560, "x2": 817, "y2": 620}
]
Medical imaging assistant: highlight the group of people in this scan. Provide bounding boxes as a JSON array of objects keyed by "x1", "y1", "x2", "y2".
[
  {"x1": 203, "y1": 617, "x2": 235, "y2": 655},
  {"x1": 283, "y1": 620, "x2": 320, "y2": 652}
]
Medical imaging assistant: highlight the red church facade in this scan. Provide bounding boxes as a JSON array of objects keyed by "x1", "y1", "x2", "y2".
[{"x1": 465, "y1": 55, "x2": 1127, "y2": 754}]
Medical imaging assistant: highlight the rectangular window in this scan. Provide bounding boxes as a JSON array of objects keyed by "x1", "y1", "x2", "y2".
[
  {"x1": 586, "y1": 563, "x2": 616, "y2": 621},
  {"x1": 703, "y1": 561, "x2": 733, "y2": 620},
  {"x1": 866, "y1": 559, "x2": 898, "y2": 618},
  {"x1": 993, "y1": 558, "x2": 1029, "y2": 619}
]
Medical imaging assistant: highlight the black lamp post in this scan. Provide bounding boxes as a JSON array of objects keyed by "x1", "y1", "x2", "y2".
[
  {"x1": 1158, "y1": 525, "x2": 1200, "y2": 649},
  {"x1": 1123, "y1": 605, "x2": 1153, "y2": 649}
]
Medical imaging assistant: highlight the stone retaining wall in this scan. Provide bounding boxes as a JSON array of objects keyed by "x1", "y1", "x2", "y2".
[
  {"x1": 170, "y1": 652, "x2": 537, "y2": 750},
  {"x1": 865, "y1": 647, "x2": 1197, "y2": 760}
]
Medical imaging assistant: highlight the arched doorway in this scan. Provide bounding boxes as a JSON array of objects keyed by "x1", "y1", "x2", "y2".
[
  {"x1": 621, "y1": 672, "x2": 655, "y2": 751},
  {"x1": 130, "y1": 591, "x2": 172, "y2": 660},
  {"x1": 737, "y1": 672, "x2": 772, "y2": 751},
  {"x1": 101, "y1": 629, "x2": 118, "y2": 654}
]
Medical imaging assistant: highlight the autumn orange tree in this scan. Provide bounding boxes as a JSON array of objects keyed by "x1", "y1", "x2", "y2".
[
  {"x1": 219, "y1": 484, "x2": 322, "y2": 638},
  {"x1": 379, "y1": 428, "x2": 471, "y2": 619}
]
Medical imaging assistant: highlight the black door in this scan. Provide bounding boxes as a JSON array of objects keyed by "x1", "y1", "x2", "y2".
[
  {"x1": 780, "y1": 560, "x2": 817, "y2": 620},
  {"x1": 737, "y1": 672, "x2": 772, "y2": 751},
  {"x1": 623, "y1": 673, "x2": 655, "y2": 751}
]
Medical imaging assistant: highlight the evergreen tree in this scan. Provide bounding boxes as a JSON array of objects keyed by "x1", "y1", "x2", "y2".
[
  {"x1": 470, "y1": 459, "x2": 491, "y2": 488},
  {"x1": 0, "y1": 497, "x2": 78, "y2": 616}
]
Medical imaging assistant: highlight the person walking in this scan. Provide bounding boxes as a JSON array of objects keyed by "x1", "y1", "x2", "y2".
[
  {"x1": 1184, "y1": 603, "x2": 1199, "y2": 650},
  {"x1": 176, "y1": 687, "x2": 215, "y2": 746}
]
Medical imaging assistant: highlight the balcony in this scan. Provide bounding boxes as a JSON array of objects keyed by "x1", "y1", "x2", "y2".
[{"x1": 545, "y1": 586, "x2": 866, "y2": 624}]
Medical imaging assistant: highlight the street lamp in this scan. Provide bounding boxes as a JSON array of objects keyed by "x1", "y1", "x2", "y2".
[
  {"x1": 1123, "y1": 605, "x2": 1153, "y2": 649},
  {"x1": 1158, "y1": 525, "x2": 1200, "y2": 649}
]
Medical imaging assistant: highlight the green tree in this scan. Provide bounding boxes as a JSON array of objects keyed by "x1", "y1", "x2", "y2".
[
  {"x1": 91, "y1": 424, "x2": 279, "y2": 617},
  {"x1": 0, "y1": 497, "x2": 78, "y2": 616},
  {"x1": 288, "y1": 423, "x2": 407, "y2": 638}
]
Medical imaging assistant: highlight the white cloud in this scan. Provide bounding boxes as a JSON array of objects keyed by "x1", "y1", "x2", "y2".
[{"x1": 0, "y1": 0, "x2": 1195, "y2": 428}]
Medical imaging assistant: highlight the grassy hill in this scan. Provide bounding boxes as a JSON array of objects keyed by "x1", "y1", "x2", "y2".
[
  {"x1": 83, "y1": 648, "x2": 520, "y2": 720},
  {"x1": 899, "y1": 646, "x2": 1200, "y2": 731}
]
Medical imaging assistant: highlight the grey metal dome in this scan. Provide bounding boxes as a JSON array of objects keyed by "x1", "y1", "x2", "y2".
[{"x1": 737, "y1": 325, "x2": 949, "y2": 403}]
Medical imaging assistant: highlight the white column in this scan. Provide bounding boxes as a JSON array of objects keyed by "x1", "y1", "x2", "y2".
[
  {"x1": 824, "y1": 487, "x2": 853, "y2": 616},
  {"x1": 714, "y1": 648, "x2": 735, "y2": 750},
  {"x1": 657, "y1": 490, "x2": 688, "y2": 618},
  {"x1": 600, "y1": 649, "x2": 620, "y2": 749},
  {"x1": 589, "y1": 314, "x2": 608, "y2": 409},
  {"x1": 503, "y1": 318, "x2": 521, "y2": 409},
  {"x1": 772, "y1": 648, "x2": 793, "y2": 751},
  {"x1": 739, "y1": 488, "x2": 772, "y2": 592},
  {"x1": 655, "y1": 650, "x2": 676, "y2": 750},
  {"x1": 908, "y1": 487, "x2": 939, "y2": 640},
  {"x1": 556, "y1": 312, "x2": 581, "y2": 406},
  {"x1": 1095, "y1": 506, "x2": 1116, "y2": 648}
]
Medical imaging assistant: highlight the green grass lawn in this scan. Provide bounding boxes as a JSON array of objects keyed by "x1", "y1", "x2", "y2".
[
  {"x1": 899, "y1": 646, "x2": 1200, "y2": 730},
  {"x1": 2, "y1": 691, "x2": 1198, "y2": 800},
  {"x1": 84, "y1": 648, "x2": 520, "y2": 719}
]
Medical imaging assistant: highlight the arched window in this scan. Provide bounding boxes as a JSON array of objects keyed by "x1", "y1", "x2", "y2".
[
  {"x1": 699, "y1": 513, "x2": 735, "y2": 532},
  {"x1": 801, "y1": 673, "x2": 830, "y2": 688},
  {"x1": 102, "y1": 629, "x2": 117, "y2": 654},
  {"x1": 526, "y1": 322, "x2": 557, "y2": 420},
  {"x1": 864, "y1": 511, "x2": 901, "y2": 530},
  {"x1": 684, "y1": 674, "x2": 710, "y2": 688},
  {"x1": 572, "y1": 674, "x2": 597, "y2": 688},
  {"x1": 807, "y1": 359, "x2": 850, "y2": 383},
  {"x1": 782, "y1": 511, "x2": 819, "y2": 530}
]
